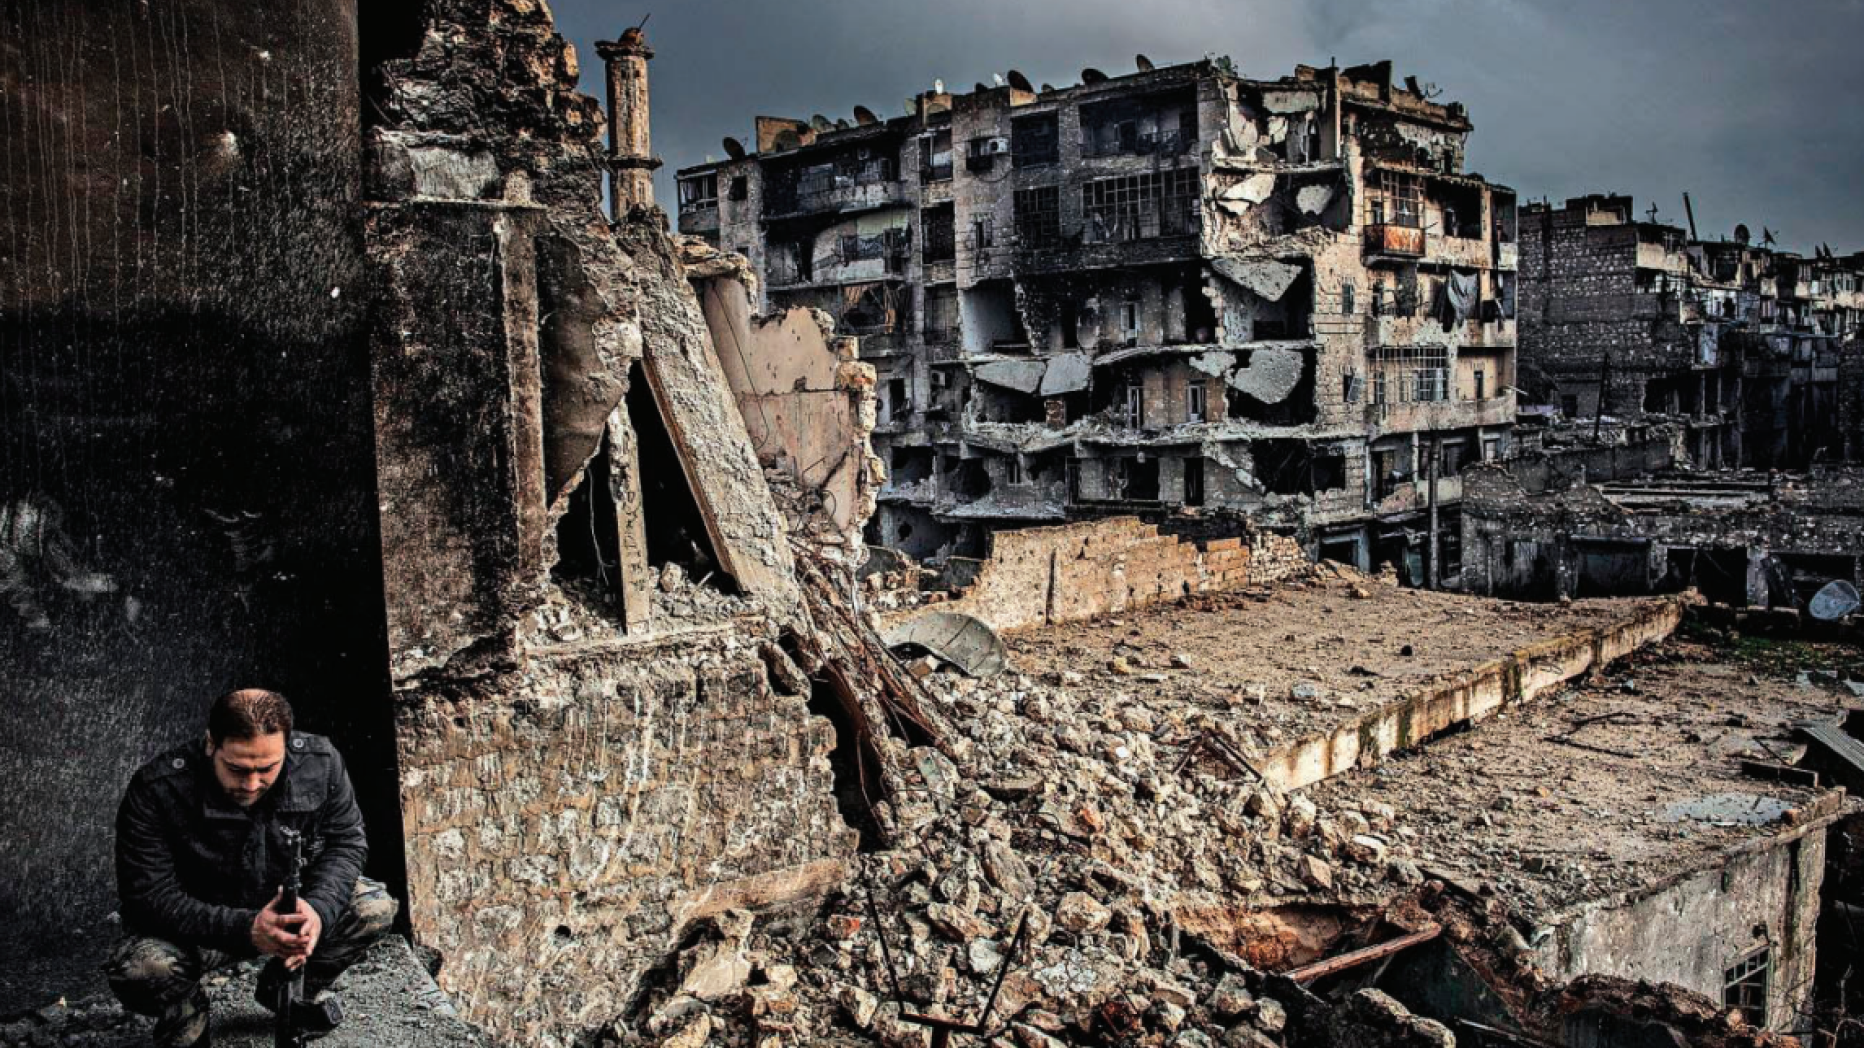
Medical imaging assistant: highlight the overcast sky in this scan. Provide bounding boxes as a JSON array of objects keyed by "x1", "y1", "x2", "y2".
[{"x1": 550, "y1": 0, "x2": 1864, "y2": 253}]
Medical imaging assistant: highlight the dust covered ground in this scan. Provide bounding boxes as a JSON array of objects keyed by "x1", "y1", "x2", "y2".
[
  {"x1": 1308, "y1": 629, "x2": 1860, "y2": 920},
  {"x1": 1001, "y1": 570, "x2": 1678, "y2": 744}
]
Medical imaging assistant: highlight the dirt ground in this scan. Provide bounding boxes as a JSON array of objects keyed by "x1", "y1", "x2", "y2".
[
  {"x1": 1308, "y1": 633, "x2": 1860, "y2": 920},
  {"x1": 1002, "y1": 572, "x2": 1678, "y2": 747}
]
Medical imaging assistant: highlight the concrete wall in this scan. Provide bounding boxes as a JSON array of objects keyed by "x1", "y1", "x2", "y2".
[
  {"x1": 1260, "y1": 595, "x2": 1686, "y2": 790},
  {"x1": 0, "y1": 0, "x2": 394, "y2": 1010},
  {"x1": 693, "y1": 281, "x2": 882, "y2": 550},
  {"x1": 1534, "y1": 822, "x2": 1830, "y2": 1033},
  {"x1": 935, "y1": 516, "x2": 1310, "y2": 632}
]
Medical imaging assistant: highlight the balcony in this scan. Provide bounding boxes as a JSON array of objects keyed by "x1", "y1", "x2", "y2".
[
  {"x1": 1365, "y1": 223, "x2": 1425, "y2": 257},
  {"x1": 1365, "y1": 393, "x2": 1515, "y2": 435},
  {"x1": 765, "y1": 163, "x2": 907, "y2": 220}
]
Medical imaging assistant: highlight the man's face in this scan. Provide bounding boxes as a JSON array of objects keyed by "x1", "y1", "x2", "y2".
[{"x1": 207, "y1": 732, "x2": 287, "y2": 807}]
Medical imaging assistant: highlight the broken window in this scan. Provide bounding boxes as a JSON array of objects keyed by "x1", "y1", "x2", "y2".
[
  {"x1": 728, "y1": 175, "x2": 748, "y2": 202},
  {"x1": 922, "y1": 205, "x2": 956, "y2": 263},
  {"x1": 1012, "y1": 112, "x2": 1060, "y2": 168},
  {"x1": 838, "y1": 282, "x2": 907, "y2": 335},
  {"x1": 1378, "y1": 170, "x2": 1423, "y2": 229},
  {"x1": 1723, "y1": 948, "x2": 1770, "y2": 1024},
  {"x1": 1256, "y1": 440, "x2": 1346, "y2": 495},
  {"x1": 1120, "y1": 300, "x2": 1141, "y2": 344},
  {"x1": 971, "y1": 216, "x2": 995, "y2": 254},
  {"x1": 1438, "y1": 440, "x2": 1467, "y2": 478},
  {"x1": 919, "y1": 128, "x2": 953, "y2": 183},
  {"x1": 1473, "y1": 368, "x2": 1485, "y2": 400},
  {"x1": 1110, "y1": 457, "x2": 1160, "y2": 500},
  {"x1": 1080, "y1": 91, "x2": 1196, "y2": 158},
  {"x1": 1183, "y1": 458, "x2": 1205, "y2": 506},
  {"x1": 923, "y1": 285, "x2": 959, "y2": 342},
  {"x1": 1122, "y1": 384, "x2": 1144, "y2": 428},
  {"x1": 1186, "y1": 381, "x2": 1207, "y2": 423},
  {"x1": 1015, "y1": 186, "x2": 1062, "y2": 249},
  {"x1": 1341, "y1": 282, "x2": 1356, "y2": 315},
  {"x1": 678, "y1": 173, "x2": 718, "y2": 212},
  {"x1": 1371, "y1": 446, "x2": 1406, "y2": 501},
  {"x1": 1081, "y1": 169, "x2": 1199, "y2": 243},
  {"x1": 1370, "y1": 345, "x2": 1448, "y2": 404},
  {"x1": 884, "y1": 377, "x2": 910, "y2": 423}
]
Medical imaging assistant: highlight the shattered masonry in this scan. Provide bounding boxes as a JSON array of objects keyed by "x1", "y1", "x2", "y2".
[
  {"x1": 679, "y1": 57, "x2": 1519, "y2": 581},
  {"x1": 6, "y1": 3, "x2": 1864, "y2": 1048}
]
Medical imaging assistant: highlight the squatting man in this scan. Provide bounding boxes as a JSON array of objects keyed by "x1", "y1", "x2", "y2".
[{"x1": 109, "y1": 689, "x2": 397, "y2": 1046}]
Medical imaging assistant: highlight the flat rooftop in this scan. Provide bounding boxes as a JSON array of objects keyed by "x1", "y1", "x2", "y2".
[
  {"x1": 1307, "y1": 633, "x2": 1858, "y2": 922},
  {"x1": 1003, "y1": 571, "x2": 1683, "y2": 777}
]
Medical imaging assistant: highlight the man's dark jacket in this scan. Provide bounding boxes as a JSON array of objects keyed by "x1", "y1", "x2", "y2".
[{"x1": 115, "y1": 732, "x2": 368, "y2": 953}]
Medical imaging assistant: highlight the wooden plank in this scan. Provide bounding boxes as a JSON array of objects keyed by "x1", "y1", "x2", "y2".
[{"x1": 1287, "y1": 924, "x2": 1442, "y2": 983}]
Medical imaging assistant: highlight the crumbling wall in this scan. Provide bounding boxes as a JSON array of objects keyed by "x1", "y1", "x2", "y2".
[
  {"x1": 364, "y1": 4, "x2": 852, "y2": 1043},
  {"x1": 933, "y1": 516, "x2": 1310, "y2": 632},
  {"x1": 685, "y1": 243, "x2": 884, "y2": 554},
  {"x1": 394, "y1": 637, "x2": 856, "y2": 1043},
  {"x1": 1533, "y1": 820, "x2": 1829, "y2": 1033}
]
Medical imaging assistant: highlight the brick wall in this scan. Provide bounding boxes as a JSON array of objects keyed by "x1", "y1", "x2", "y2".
[
  {"x1": 396, "y1": 639, "x2": 856, "y2": 1045},
  {"x1": 939, "y1": 516, "x2": 1310, "y2": 632}
]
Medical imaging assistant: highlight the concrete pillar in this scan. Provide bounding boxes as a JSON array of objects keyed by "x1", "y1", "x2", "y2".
[{"x1": 595, "y1": 27, "x2": 662, "y2": 215}]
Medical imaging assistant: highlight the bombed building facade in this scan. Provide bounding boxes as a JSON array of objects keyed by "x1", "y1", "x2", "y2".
[
  {"x1": 1517, "y1": 193, "x2": 1864, "y2": 469},
  {"x1": 678, "y1": 58, "x2": 1519, "y2": 580},
  {"x1": 7, "y1": 4, "x2": 1864, "y2": 1048}
]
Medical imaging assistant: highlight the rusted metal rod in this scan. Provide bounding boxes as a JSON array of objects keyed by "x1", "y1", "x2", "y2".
[{"x1": 1286, "y1": 923, "x2": 1441, "y2": 983}]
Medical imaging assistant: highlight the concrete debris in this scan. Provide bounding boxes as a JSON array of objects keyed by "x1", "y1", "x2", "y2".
[
  {"x1": 976, "y1": 359, "x2": 1051, "y2": 395},
  {"x1": 1227, "y1": 347, "x2": 1304, "y2": 404},
  {"x1": 883, "y1": 610, "x2": 1010, "y2": 678},
  {"x1": 1038, "y1": 352, "x2": 1094, "y2": 396},
  {"x1": 1211, "y1": 258, "x2": 1303, "y2": 303}
]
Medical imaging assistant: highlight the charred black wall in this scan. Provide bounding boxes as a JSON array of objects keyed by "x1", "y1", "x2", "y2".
[{"x1": 0, "y1": 0, "x2": 396, "y2": 1011}]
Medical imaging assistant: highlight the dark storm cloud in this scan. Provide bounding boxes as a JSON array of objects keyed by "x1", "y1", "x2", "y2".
[{"x1": 551, "y1": 0, "x2": 1864, "y2": 252}]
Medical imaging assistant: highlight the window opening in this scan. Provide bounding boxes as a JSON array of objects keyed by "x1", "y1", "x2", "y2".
[
  {"x1": 1723, "y1": 949, "x2": 1770, "y2": 1026},
  {"x1": 624, "y1": 361, "x2": 736, "y2": 590},
  {"x1": 1014, "y1": 187, "x2": 1061, "y2": 248}
]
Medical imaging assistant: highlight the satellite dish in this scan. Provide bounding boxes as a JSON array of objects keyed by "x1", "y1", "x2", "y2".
[
  {"x1": 811, "y1": 114, "x2": 832, "y2": 132},
  {"x1": 1040, "y1": 83, "x2": 1055, "y2": 92},
  {"x1": 1082, "y1": 67, "x2": 1108, "y2": 84},
  {"x1": 853, "y1": 105, "x2": 878, "y2": 126},
  {"x1": 993, "y1": 73, "x2": 1006, "y2": 86},
  {"x1": 835, "y1": 118, "x2": 850, "y2": 130},
  {"x1": 722, "y1": 136, "x2": 746, "y2": 160},
  {"x1": 1810, "y1": 580, "x2": 1861, "y2": 622},
  {"x1": 933, "y1": 78, "x2": 945, "y2": 94},
  {"x1": 1734, "y1": 223, "x2": 1751, "y2": 245},
  {"x1": 974, "y1": 82, "x2": 990, "y2": 94},
  {"x1": 774, "y1": 128, "x2": 802, "y2": 151},
  {"x1": 1136, "y1": 53, "x2": 1155, "y2": 72},
  {"x1": 1008, "y1": 70, "x2": 1033, "y2": 93}
]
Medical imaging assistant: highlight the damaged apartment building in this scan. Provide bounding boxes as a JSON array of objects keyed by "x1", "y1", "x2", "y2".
[
  {"x1": 1518, "y1": 193, "x2": 1864, "y2": 469},
  {"x1": 678, "y1": 57, "x2": 1519, "y2": 579}
]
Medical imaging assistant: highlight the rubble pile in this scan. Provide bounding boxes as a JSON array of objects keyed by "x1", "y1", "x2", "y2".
[{"x1": 614, "y1": 650, "x2": 1449, "y2": 1047}]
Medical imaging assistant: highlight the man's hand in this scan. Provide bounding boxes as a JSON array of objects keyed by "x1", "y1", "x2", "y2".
[{"x1": 250, "y1": 890, "x2": 322, "y2": 969}]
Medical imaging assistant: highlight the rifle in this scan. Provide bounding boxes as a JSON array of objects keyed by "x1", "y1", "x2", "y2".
[{"x1": 272, "y1": 828, "x2": 341, "y2": 1046}]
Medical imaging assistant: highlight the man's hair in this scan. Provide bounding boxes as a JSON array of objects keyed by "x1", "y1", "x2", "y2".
[{"x1": 207, "y1": 688, "x2": 294, "y2": 745}]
